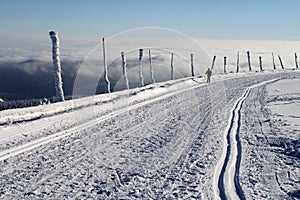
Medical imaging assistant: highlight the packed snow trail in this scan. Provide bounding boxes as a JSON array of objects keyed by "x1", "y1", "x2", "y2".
[
  {"x1": 0, "y1": 80, "x2": 208, "y2": 162},
  {"x1": 0, "y1": 72, "x2": 298, "y2": 199},
  {"x1": 213, "y1": 79, "x2": 278, "y2": 200}
]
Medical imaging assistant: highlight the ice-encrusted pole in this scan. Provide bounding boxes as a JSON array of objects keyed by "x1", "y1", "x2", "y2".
[
  {"x1": 236, "y1": 52, "x2": 240, "y2": 73},
  {"x1": 211, "y1": 55, "x2": 216, "y2": 71},
  {"x1": 149, "y1": 49, "x2": 155, "y2": 83},
  {"x1": 170, "y1": 53, "x2": 174, "y2": 80},
  {"x1": 49, "y1": 31, "x2": 64, "y2": 102},
  {"x1": 259, "y1": 56, "x2": 263, "y2": 71},
  {"x1": 102, "y1": 38, "x2": 111, "y2": 93},
  {"x1": 224, "y1": 56, "x2": 227, "y2": 74},
  {"x1": 138, "y1": 49, "x2": 144, "y2": 87},
  {"x1": 190, "y1": 53, "x2": 195, "y2": 76},
  {"x1": 121, "y1": 52, "x2": 129, "y2": 89},
  {"x1": 247, "y1": 51, "x2": 252, "y2": 71},
  {"x1": 272, "y1": 53, "x2": 276, "y2": 70},
  {"x1": 278, "y1": 55, "x2": 284, "y2": 69},
  {"x1": 295, "y1": 53, "x2": 299, "y2": 69}
]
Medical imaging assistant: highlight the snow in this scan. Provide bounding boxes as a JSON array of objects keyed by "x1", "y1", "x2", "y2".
[
  {"x1": 266, "y1": 78, "x2": 300, "y2": 125},
  {"x1": 0, "y1": 70, "x2": 299, "y2": 199},
  {"x1": 239, "y1": 76, "x2": 300, "y2": 199},
  {"x1": 1, "y1": 28, "x2": 299, "y2": 199}
]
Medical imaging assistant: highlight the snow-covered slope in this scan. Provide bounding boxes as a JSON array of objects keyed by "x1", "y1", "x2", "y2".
[{"x1": 0, "y1": 71, "x2": 299, "y2": 199}]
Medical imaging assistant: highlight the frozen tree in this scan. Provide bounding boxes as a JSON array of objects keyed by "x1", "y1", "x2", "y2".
[
  {"x1": 138, "y1": 49, "x2": 144, "y2": 87},
  {"x1": 170, "y1": 53, "x2": 174, "y2": 80},
  {"x1": 102, "y1": 38, "x2": 111, "y2": 93},
  {"x1": 121, "y1": 52, "x2": 129, "y2": 89},
  {"x1": 49, "y1": 31, "x2": 64, "y2": 102},
  {"x1": 149, "y1": 49, "x2": 155, "y2": 83}
]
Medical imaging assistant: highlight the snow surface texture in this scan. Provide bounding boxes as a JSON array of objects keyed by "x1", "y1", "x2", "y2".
[
  {"x1": 0, "y1": 71, "x2": 299, "y2": 199},
  {"x1": 240, "y1": 77, "x2": 300, "y2": 199}
]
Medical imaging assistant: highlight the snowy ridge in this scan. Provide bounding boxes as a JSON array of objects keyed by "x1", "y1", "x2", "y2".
[
  {"x1": 213, "y1": 78, "x2": 279, "y2": 200},
  {"x1": 0, "y1": 77, "x2": 200, "y2": 126},
  {"x1": 0, "y1": 70, "x2": 299, "y2": 199},
  {"x1": 0, "y1": 77, "x2": 208, "y2": 161}
]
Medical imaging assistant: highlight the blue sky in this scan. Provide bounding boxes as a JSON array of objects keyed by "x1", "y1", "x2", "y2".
[{"x1": 0, "y1": 0, "x2": 299, "y2": 40}]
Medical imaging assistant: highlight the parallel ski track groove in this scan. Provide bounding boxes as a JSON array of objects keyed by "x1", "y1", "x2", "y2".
[{"x1": 214, "y1": 79, "x2": 279, "y2": 200}]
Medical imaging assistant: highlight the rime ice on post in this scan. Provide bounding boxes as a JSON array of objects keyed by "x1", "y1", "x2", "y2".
[
  {"x1": 49, "y1": 31, "x2": 64, "y2": 102},
  {"x1": 170, "y1": 53, "x2": 174, "y2": 80},
  {"x1": 149, "y1": 49, "x2": 155, "y2": 83},
  {"x1": 102, "y1": 38, "x2": 111, "y2": 93},
  {"x1": 138, "y1": 49, "x2": 144, "y2": 87},
  {"x1": 121, "y1": 52, "x2": 129, "y2": 89}
]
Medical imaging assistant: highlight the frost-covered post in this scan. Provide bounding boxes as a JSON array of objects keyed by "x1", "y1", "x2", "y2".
[
  {"x1": 190, "y1": 53, "x2": 195, "y2": 76},
  {"x1": 102, "y1": 38, "x2": 111, "y2": 93},
  {"x1": 121, "y1": 52, "x2": 129, "y2": 89},
  {"x1": 138, "y1": 49, "x2": 144, "y2": 87},
  {"x1": 247, "y1": 51, "x2": 252, "y2": 71},
  {"x1": 211, "y1": 55, "x2": 216, "y2": 71},
  {"x1": 224, "y1": 56, "x2": 227, "y2": 74},
  {"x1": 49, "y1": 31, "x2": 64, "y2": 102},
  {"x1": 295, "y1": 53, "x2": 299, "y2": 69},
  {"x1": 236, "y1": 52, "x2": 240, "y2": 73},
  {"x1": 170, "y1": 53, "x2": 174, "y2": 80},
  {"x1": 149, "y1": 49, "x2": 155, "y2": 83},
  {"x1": 272, "y1": 53, "x2": 276, "y2": 70},
  {"x1": 259, "y1": 56, "x2": 263, "y2": 71},
  {"x1": 278, "y1": 55, "x2": 284, "y2": 69}
]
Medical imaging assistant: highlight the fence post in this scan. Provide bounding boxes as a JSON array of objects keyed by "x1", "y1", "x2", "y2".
[
  {"x1": 278, "y1": 55, "x2": 284, "y2": 69},
  {"x1": 138, "y1": 49, "x2": 144, "y2": 87},
  {"x1": 149, "y1": 49, "x2": 155, "y2": 83},
  {"x1": 49, "y1": 31, "x2": 65, "y2": 101},
  {"x1": 121, "y1": 52, "x2": 129, "y2": 90},
  {"x1": 102, "y1": 38, "x2": 111, "y2": 93},
  {"x1": 259, "y1": 56, "x2": 263, "y2": 71},
  {"x1": 211, "y1": 55, "x2": 216, "y2": 71},
  {"x1": 272, "y1": 53, "x2": 276, "y2": 70},
  {"x1": 171, "y1": 53, "x2": 174, "y2": 80},
  {"x1": 247, "y1": 51, "x2": 252, "y2": 71},
  {"x1": 295, "y1": 53, "x2": 299, "y2": 69},
  {"x1": 236, "y1": 52, "x2": 240, "y2": 73},
  {"x1": 224, "y1": 56, "x2": 227, "y2": 74},
  {"x1": 191, "y1": 53, "x2": 195, "y2": 76}
]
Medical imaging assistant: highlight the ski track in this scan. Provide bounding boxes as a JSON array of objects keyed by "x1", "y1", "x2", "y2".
[
  {"x1": 0, "y1": 72, "x2": 299, "y2": 199},
  {"x1": 213, "y1": 79, "x2": 279, "y2": 200}
]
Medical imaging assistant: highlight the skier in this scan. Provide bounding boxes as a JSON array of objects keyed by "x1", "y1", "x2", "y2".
[{"x1": 205, "y1": 68, "x2": 212, "y2": 83}]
